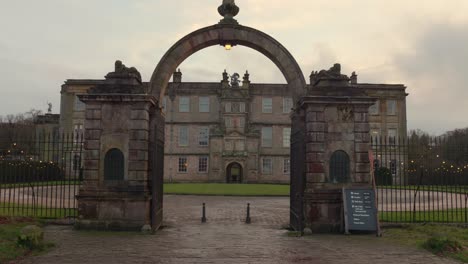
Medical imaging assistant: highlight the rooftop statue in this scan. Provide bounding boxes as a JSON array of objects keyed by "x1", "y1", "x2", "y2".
[
  {"x1": 47, "y1": 102, "x2": 52, "y2": 114},
  {"x1": 105, "y1": 60, "x2": 142, "y2": 83},
  {"x1": 310, "y1": 63, "x2": 350, "y2": 87},
  {"x1": 230, "y1": 73, "x2": 241, "y2": 88}
]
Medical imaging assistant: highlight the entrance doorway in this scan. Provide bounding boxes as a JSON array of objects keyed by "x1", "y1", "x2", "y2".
[{"x1": 226, "y1": 162, "x2": 243, "y2": 183}]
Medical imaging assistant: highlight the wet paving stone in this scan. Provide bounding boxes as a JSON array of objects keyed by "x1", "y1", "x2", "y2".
[{"x1": 19, "y1": 195, "x2": 458, "y2": 264}]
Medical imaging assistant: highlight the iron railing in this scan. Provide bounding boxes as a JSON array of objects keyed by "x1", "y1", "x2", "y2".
[
  {"x1": 372, "y1": 136, "x2": 467, "y2": 224},
  {"x1": 0, "y1": 133, "x2": 83, "y2": 218}
]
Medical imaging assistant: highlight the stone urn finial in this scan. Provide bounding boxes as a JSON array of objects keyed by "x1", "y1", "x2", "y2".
[{"x1": 218, "y1": 0, "x2": 240, "y2": 24}]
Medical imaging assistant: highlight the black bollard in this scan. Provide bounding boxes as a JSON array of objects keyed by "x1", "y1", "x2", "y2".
[
  {"x1": 245, "y1": 203, "x2": 251, "y2": 224},
  {"x1": 201, "y1": 203, "x2": 207, "y2": 223}
]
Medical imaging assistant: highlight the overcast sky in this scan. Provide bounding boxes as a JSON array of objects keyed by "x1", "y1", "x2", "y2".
[{"x1": 0, "y1": 0, "x2": 467, "y2": 135}]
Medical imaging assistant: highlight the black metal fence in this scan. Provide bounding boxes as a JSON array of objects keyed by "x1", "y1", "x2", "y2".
[
  {"x1": 372, "y1": 136, "x2": 468, "y2": 224},
  {"x1": 1, "y1": 132, "x2": 467, "y2": 225},
  {"x1": 0, "y1": 133, "x2": 83, "y2": 218}
]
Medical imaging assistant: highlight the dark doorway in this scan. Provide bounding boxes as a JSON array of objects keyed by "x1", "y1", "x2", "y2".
[{"x1": 226, "y1": 162, "x2": 243, "y2": 183}]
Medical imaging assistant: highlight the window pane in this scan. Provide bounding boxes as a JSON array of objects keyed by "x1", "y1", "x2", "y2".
[
  {"x1": 198, "y1": 156, "x2": 208, "y2": 173},
  {"x1": 199, "y1": 97, "x2": 210, "y2": 112},
  {"x1": 283, "y1": 128, "x2": 291, "y2": 147},
  {"x1": 283, "y1": 159, "x2": 290, "y2": 174},
  {"x1": 262, "y1": 158, "x2": 272, "y2": 174},
  {"x1": 369, "y1": 100, "x2": 379, "y2": 115},
  {"x1": 179, "y1": 126, "x2": 189, "y2": 146},
  {"x1": 387, "y1": 100, "x2": 396, "y2": 115},
  {"x1": 283, "y1": 97, "x2": 293, "y2": 113},
  {"x1": 178, "y1": 157, "x2": 188, "y2": 172},
  {"x1": 262, "y1": 127, "x2": 273, "y2": 147},
  {"x1": 225, "y1": 102, "x2": 232, "y2": 113},
  {"x1": 388, "y1": 128, "x2": 397, "y2": 145},
  {"x1": 240, "y1": 102, "x2": 246, "y2": 113},
  {"x1": 262, "y1": 98, "x2": 273, "y2": 113},
  {"x1": 179, "y1": 97, "x2": 190, "y2": 112},
  {"x1": 199, "y1": 127, "x2": 209, "y2": 146}
]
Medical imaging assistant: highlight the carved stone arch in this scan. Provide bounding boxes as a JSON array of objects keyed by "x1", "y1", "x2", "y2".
[{"x1": 148, "y1": 24, "x2": 307, "y2": 103}]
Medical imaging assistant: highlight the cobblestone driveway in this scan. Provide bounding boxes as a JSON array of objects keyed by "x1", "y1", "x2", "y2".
[{"x1": 19, "y1": 195, "x2": 458, "y2": 264}]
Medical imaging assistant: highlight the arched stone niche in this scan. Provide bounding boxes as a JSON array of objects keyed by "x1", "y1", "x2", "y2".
[
  {"x1": 329, "y1": 150, "x2": 350, "y2": 183},
  {"x1": 104, "y1": 148, "x2": 125, "y2": 181}
]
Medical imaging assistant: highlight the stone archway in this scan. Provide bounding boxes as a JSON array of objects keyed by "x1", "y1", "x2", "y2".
[
  {"x1": 148, "y1": 1, "x2": 307, "y2": 231},
  {"x1": 148, "y1": 19, "x2": 306, "y2": 103},
  {"x1": 77, "y1": 0, "x2": 309, "y2": 233}
]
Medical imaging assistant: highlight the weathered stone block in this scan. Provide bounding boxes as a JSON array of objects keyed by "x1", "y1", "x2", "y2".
[
  {"x1": 130, "y1": 130, "x2": 149, "y2": 141},
  {"x1": 306, "y1": 112, "x2": 317, "y2": 122},
  {"x1": 131, "y1": 110, "x2": 149, "y2": 120},
  {"x1": 83, "y1": 170, "x2": 99, "y2": 180},
  {"x1": 306, "y1": 173, "x2": 326, "y2": 183},
  {"x1": 86, "y1": 104, "x2": 102, "y2": 110},
  {"x1": 84, "y1": 149, "x2": 100, "y2": 160},
  {"x1": 355, "y1": 132, "x2": 370, "y2": 143},
  {"x1": 84, "y1": 120, "x2": 101, "y2": 130},
  {"x1": 306, "y1": 153, "x2": 324, "y2": 163},
  {"x1": 129, "y1": 140, "x2": 148, "y2": 150},
  {"x1": 355, "y1": 142, "x2": 371, "y2": 152},
  {"x1": 354, "y1": 123, "x2": 370, "y2": 132},
  {"x1": 129, "y1": 161, "x2": 148, "y2": 171},
  {"x1": 85, "y1": 130, "x2": 101, "y2": 140},
  {"x1": 306, "y1": 122, "x2": 325, "y2": 132},
  {"x1": 354, "y1": 173, "x2": 371, "y2": 183},
  {"x1": 85, "y1": 110, "x2": 102, "y2": 120},
  {"x1": 306, "y1": 142, "x2": 325, "y2": 152},
  {"x1": 307, "y1": 162, "x2": 324, "y2": 173},
  {"x1": 306, "y1": 132, "x2": 325, "y2": 142},
  {"x1": 355, "y1": 162, "x2": 370, "y2": 173},
  {"x1": 306, "y1": 105, "x2": 325, "y2": 113},
  {"x1": 354, "y1": 112, "x2": 368, "y2": 123},
  {"x1": 355, "y1": 152, "x2": 369, "y2": 163},
  {"x1": 130, "y1": 120, "x2": 149, "y2": 130},
  {"x1": 84, "y1": 160, "x2": 99, "y2": 170},
  {"x1": 84, "y1": 140, "x2": 100, "y2": 151}
]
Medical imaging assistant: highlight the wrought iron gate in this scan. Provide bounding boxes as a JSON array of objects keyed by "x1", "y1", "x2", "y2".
[
  {"x1": 150, "y1": 112, "x2": 165, "y2": 230},
  {"x1": 290, "y1": 111, "x2": 306, "y2": 232}
]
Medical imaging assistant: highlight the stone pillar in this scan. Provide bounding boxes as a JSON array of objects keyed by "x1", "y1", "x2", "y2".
[
  {"x1": 76, "y1": 94, "x2": 156, "y2": 231},
  {"x1": 300, "y1": 64, "x2": 376, "y2": 233},
  {"x1": 75, "y1": 60, "x2": 160, "y2": 231}
]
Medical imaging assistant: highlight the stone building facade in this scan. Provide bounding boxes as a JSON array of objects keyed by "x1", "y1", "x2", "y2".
[{"x1": 59, "y1": 66, "x2": 407, "y2": 184}]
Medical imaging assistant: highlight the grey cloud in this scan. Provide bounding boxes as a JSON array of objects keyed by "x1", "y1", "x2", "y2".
[{"x1": 392, "y1": 23, "x2": 468, "y2": 135}]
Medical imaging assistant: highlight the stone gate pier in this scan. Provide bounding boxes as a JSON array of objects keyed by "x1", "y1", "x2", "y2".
[
  {"x1": 297, "y1": 64, "x2": 376, "y2": 233},
  {"x1": 75, "y1": 61, "x2": 159, "y2": 231}
]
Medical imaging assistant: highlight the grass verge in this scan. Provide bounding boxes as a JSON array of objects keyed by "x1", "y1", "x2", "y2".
[
  {"x1": 164, "y1": 183, "x2": 290, "y2": 196},
  {"x1": 0, "y1": 217, "x2": 53, "y2": 263},
  {"x1": 383, "y1": 224, "x2": 468, "y2": 263}
]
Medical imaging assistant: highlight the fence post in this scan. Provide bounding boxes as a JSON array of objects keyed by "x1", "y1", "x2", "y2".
[
  {"x1": 245, "y1": 203, "x2": 251, "y2": 224},
  {"x1": 201, "y1": 203, "x2": 207, "y2": 223}
]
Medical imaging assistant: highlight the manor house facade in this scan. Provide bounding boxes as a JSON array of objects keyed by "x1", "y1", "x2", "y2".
[{"x1": 59, "y1": 66, "x2": 407, "y2": 184}]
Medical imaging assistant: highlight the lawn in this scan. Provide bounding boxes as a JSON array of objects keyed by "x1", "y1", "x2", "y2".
[
  {"x1": 164, "y1": 183, "x2": 290, "y2": 196},
  {"x1": 380, "y1": 208, "x2": 467, "y2": 223},
  {"x1": 379, "y1": 185, "x2": 467, "y2": 194},
  {"x1": 383, "y1": 224, "x2": 468, "y2": 263},
  {"x1": 0, "y1": 203, "x2": 77, "y2": 219}
]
